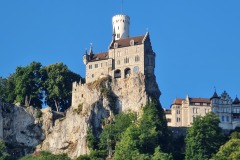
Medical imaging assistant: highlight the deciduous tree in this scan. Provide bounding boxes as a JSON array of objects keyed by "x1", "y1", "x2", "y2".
[
  {"x1": 185, "y1": 112, "x2": 226, "y2": 160},
  {"x1": 42, "y1": 63, "x2": 81, "y2": 111},
  {"x1": 14, "y1": 62, "x2": 43, "y2": 108}
]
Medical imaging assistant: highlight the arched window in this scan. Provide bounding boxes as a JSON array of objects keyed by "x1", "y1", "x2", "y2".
[
  {"x1": 124, "y1": 68, "x2": 131, "y2": 78},
  {"x1": 114, "y1": 69, "x2": 121, "y2": 78}
]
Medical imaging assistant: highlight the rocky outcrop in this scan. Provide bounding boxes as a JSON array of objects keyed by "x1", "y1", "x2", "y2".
[
  {"x1": 0, "y1": 100, "x2": 44, "y2": 157},
  {"x1": 38, "y1": 73, "x2": 160, "y2": 159},
  {"x1": 0, "y1": 73, "x2": 160, "y2": 159}
]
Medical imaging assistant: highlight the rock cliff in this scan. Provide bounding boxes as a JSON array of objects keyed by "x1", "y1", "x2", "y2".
[
  {"x1": 38, "y1": 73, "x2": 160, "y2": 158},
  {"x1": 0, "y1": 101, "x2": 44, "y2": 157},
  {"x1": 0, "y1": 73, "x2": 160, "y2": 159}
]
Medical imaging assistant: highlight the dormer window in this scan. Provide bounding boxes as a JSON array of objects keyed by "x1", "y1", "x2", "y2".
[
  {"x1": 114, "y1": 42, "x2": 118, "y2": 49},
  {"x1": 130, "y1": 40, "x2": 134, "y2": 46}
]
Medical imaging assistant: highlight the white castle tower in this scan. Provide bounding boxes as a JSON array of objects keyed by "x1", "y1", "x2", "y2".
[{"x1": 112, "y1": 14, "x2": 130, "y2": 40}]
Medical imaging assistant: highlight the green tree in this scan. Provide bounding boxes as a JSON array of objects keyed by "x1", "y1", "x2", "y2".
[
  {"x1": 152, "y1": 146, "x2": 173, "y2": 160},
  {"x1": 0, "y1": 140, "x2": 12, "y2": 160},
  {"x1": 212, "y1": 131, "x2": 240, "y2": 160},
  {"x1": 19, "y1": 151, "x2": 70, "y2": 160},
  {"x1": 98, "y1": 112, "x2": 137, "y2": 153},
  {"x1": 14, "y1": 62, "x2": 43, "y2": 108},
  {"x1": 114, "y1": 102, "x2": 171, "y2": 160},
  {"x1": 0, "y1": 74, "x2": 16, "y2": 103},
  {"x1": 114, "y1": 125, "x2": 148, "y2": 160},
  {"x1": 185, "y1": 112, "x2": 225, "y2": 160},
  {"x1": 42, "y1": 63, "x2": 81, "y2": 111},
  {"x1": 213, "y1": 139, "x2": 240, "y2": 160}
]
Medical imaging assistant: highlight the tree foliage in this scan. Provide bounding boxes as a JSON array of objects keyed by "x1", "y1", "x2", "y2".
[
  {"x1": 42, "y1": 63, "x2": 81, "y2": 111},
  {"x1": 98, "y1": 112, "x2": 137, "y2": 152},
  {"x1": 185, "y1": 112, "x2": 226, "y2": 160},
  {"x1": 213, "y1": 131, "x2": 240, "y2": 160},
  {"x1": 114, "y1": 102, "x2": 172, "y2": 160},
  {"x1": 14, "y1": 62, "x2": 43, "y2": 108},
  {"x1": 19, "y1": 151, "x2": 70, "y2": 160},
  {"x1": 0, "y1": 74, "x2": 16, "y2": 103},
  {"x1": 0, "y1": 62, "x2": 81, "y2": 111}
]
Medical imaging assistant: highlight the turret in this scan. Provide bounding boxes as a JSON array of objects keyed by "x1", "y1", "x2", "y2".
[
  {"x1": 83, "y1": 44, "x2": 93, "y2": 65},
  {"x1": 210, "y1": 91, "x2": 219, "y2": 104},
  {"x1": 112, "y1": 14, "x2": 130, "y2": 40}
]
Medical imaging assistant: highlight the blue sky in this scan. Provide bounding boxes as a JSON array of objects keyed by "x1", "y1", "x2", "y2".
[{"x1": 0, "y1": 0, "x2": 240, "y2": 108}]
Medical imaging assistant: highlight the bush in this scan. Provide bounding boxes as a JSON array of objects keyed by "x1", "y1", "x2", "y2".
[{"x1": 19, "y1": 151, "x2": 70, "y2": 160}]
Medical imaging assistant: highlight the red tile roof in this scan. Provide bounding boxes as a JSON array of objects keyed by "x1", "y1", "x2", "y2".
[
  {"x1": 189, "y1": 98, "x2": 211, "y2": 103},
  {"x1": 109, "y1": 35, "x2": 145, "y2": 49},
  {"x1": 91, "y1": 52, "x2": 109, "y2": 61},
  {"x1": 173, "y1": 98, "x2": 184, "y2": 105}
]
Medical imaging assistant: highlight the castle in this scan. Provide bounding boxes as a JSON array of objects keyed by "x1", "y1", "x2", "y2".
[
  {"x1": 82, "y1": 14, "x2": 155, "y2": 83},
  {"x1": 71, "y1": 13, "x2": 159, "y2": 110},
  {"x1": 165, "y1": 90, "x2": 240, "y2": 130}
]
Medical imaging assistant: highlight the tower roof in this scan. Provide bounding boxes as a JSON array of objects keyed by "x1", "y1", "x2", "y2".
[
  {"x1": 210, "y1": 91, "x2": 219, "y2": 100},
  {"x1": 233, "y1": 97, "x2": 240, "y2": 104}
]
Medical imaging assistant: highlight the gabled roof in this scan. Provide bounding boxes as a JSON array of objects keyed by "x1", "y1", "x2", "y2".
[
  {"x1": 109, "y1": 34, "x2": 146, "y2": 49},
  {"x1": 91, "y1": 52, "x2": 109, "y2": 61},
  {"x1": 233, "y1": 97, "x2": 240, "y2": 105}
]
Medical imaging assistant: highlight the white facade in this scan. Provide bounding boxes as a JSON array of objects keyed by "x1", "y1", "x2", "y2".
[
  {"x1": 166, "y1": 91, "x2": 240, "y2": 130},
  {"x1": 167, "y1": 96, "x2": 211, "y2": 127},
  {"x1": 112, "y1": 14, "x2": 130, "y2": 40}
]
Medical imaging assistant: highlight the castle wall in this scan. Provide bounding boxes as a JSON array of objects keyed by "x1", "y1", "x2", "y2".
[
  {"x1": 85, "y1": 59, "x2": 109, "y2": 83},
  {"x1": 109, "y1": 44, "x2": 145, "y2": 78}
]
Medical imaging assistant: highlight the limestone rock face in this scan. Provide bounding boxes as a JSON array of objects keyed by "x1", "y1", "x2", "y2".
[
  {"x1": 38, "y1": 73, "x2": 160, "y2": 159},
  {"x1": 0, "y1": 101, "x2": 44, "y2": 156},
  {"x1": 0, "y1": 73, "x2": 160, "y2": 159}
]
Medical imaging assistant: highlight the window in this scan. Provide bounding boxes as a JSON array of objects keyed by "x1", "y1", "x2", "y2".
[
  {"x1": 114, "y1": 43, "x2": 118, "y2": 48},
  {"x1": 135, "y1": 56, "x2": 140, "y2": 62},
  {"x1": 95, "y1": 64, "x2": 98, "y2": 68},
  {"x1": 117, "y1": 51, "x2": 121, "y2": 57},
  {"x1": 130, "y1": 40, "x2": 134, "y2": 46},
  {"x1": 124, "y1": 57, "x2": 129, "y2": 63},
  {"x1": 117, "y1": 60, "x2": 120, "y2": 65},
  {"x1": 177, "y1": 110, "x2": 180, "y2": 114},
  {"x1": 167, "y1": 119, "x2": 171, "y2": 123},
  {"x1": 117, "y1": 34, "x2": 120, "y2": 38},
  {"x1": 92, "y1": 74, "x2": 94, "y2": 78},
  {"x1": 222, "y1": 116, "x2": 224, "y2": 122},
  {"x1": 193, "y1": 108, "x2": 198, "y2": 114},
  {"x1": 101, "y1": 63, "x2": 103, "y2": 67},
  {"x1": 89, "y1": 65, "x2": 92, "y2": 69},
  {"x1": 177, "y1": 118, "x2": 181, "y2": 122},
  {"x1": 226, "y1": 116, "x2": 229, "y2": 122}
]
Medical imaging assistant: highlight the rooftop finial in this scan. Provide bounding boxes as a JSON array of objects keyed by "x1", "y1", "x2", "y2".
[{"x1": 89, "y1": 43, "x2": 93, "y2": 55}]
